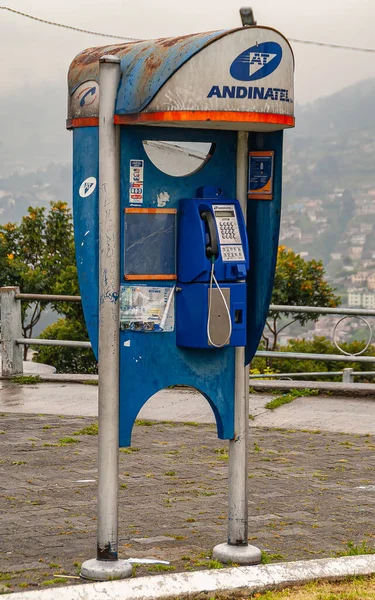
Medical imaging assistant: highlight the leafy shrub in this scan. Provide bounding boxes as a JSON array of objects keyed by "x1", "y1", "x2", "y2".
[
  {"x1": 252, "y1": 335, "x2": 375, "y2": 382},
  {"x1": 32, "y1": 318, "x2": 97, "y2": 374}
]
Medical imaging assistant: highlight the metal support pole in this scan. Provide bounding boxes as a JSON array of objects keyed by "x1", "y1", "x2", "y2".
[
  {"x1": 0, "y1": 287, "x2": 23, "y2": 377},
  {"x1": 81, "y1": 55, "x2": 131, "y2": 581},
  {"x1": 213, "y1": 132, "x2": 261, "y2": 565},
  {"x1": 342, "y1": 368, "x2": 354, "y2": 383}
]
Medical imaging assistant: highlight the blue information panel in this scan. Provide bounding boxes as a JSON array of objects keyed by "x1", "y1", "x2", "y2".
[{"x1": 248, "y1": 151, "x2": 274, "y2": 200}]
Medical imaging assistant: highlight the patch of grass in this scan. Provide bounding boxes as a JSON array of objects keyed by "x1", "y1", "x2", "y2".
[
  {"x1": 182, "y1": 421, "x2": 199, "y2": 427},
  {"x1": 11, "y1": 375, "x2": 41, "y2": 384},
  {"x1": 120, "y1": 447, "x2": 140, "y2": 453},
  {"x1": 193, "y1": 559, "x2": 224, "y2": 569},
  {"x1": 73, "y1": 423, "x2": 98, "y2": 436},
  {"x1": 0, "y1": 573, "x2": 12, "y2": 581},
  {"x1": 80, "y1": 380, "x2": 98, "y2": 385},
  {"x1": 11, "y1": 461, "x2": 26, "y2": 465},
  {"x1": 214, "y1": 447, "x2": 229, "y2": 460},
  {"x1": 186, "y1": 518, "x2": 196, "y2": 523},
  {"x1": 135, "y1": 419, "x2": 155, "y2": 426},
  {"x1": 253, "y1": 442, "x2": 261, "y2": 453},
  {"x1": 338, "y1": 540, "x2": 375, "y2": 556},
  {"x1": 249, "y1": 414, "x2": 255, "y2": 421},
  {"x1": 58, "y1": 437, "x2": 80, "y2": 446},
  {"x1": 120, "y1": 484, "x2": 127, "y2": 489},
  {"x1": 147, "y1": 564, "x2": 175, "y2": 572},
  {"x1": 164, "y1": 470, "x2": 176, "y2": 476},
  {"x1": 265, "y1": 388, "x2": 318, "y2": 411},
  {"x1": 261, "y1": 551, "x2": 285, "y2": 564},
  {"x1": 40, "y1": 577, "x2": 68, "y2": 586}
]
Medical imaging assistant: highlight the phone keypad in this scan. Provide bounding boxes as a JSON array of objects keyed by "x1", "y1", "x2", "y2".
[
  {"x1": 221, "y1": 245, "x2": 245, "y2": 262},
  {"x1": 217, "y1": 219, "x2": 241, "y2": 244}
]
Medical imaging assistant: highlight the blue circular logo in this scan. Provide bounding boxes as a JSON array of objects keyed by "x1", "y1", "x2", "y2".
[{"x1": 230, "y1": 42, "x2": 283, "y2": 82}]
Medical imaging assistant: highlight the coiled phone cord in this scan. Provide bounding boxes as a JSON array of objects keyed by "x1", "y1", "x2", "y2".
[{"x1": 207, "y1": 258, "x2": 232, "y2": 348}]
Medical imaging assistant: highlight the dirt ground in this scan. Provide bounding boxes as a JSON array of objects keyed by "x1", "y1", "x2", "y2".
[{"x1": 1, "y1": 413, "x2": 375, "y2": 594}]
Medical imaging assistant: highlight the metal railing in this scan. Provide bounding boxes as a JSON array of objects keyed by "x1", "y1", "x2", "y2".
[
  {"x1": 249, "y1": 369, "x2": 375, "y2": 383},
  {"x1": 1, "y1": 286, "x2": 375, "y2": 379}
]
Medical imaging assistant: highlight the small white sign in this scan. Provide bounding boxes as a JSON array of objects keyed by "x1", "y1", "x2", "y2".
[
  {"x1": 129, "y1": 159, "x2": 144, "y2": 204},
  {"x1": 79, "y1": 176, "x2": 97, "y2": 198}
]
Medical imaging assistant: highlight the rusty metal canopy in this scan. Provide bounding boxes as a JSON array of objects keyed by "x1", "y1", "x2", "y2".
[{"x1": 68, "y1": 29, "x2": 231, "y2": 116}]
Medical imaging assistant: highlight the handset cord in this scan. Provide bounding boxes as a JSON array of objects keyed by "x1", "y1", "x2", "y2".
[{"x1": 207, "y1": 258, "x2": 232, "y2": 348}]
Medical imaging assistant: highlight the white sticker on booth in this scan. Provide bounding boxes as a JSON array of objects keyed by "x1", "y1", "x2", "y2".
[
  {"x1": 79, "y1": 177, "x2": 97, "y2": 198},
  {"x1": 129, "y1": 159, "x2": 144, "y2": 205},
  {"x1": 70, "y1": 80, "x2": 99, "y2": 119}
]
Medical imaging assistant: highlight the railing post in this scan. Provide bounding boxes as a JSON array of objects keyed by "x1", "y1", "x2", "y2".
[
  {"x1": 0, "y1": 287, "x2": 23, "y2": 377},
  {"x1": 342, "y1": 368, "x2": 354, "y2": 383}
]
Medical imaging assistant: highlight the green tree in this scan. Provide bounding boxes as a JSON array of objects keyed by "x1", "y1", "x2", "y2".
[
  {"x1": 33, "y1": 264, "x2": 98, "y2": 374},
  {"x1": 0, "y1": 202, "x2": 75, "y2": 357},
  {"x1": 265, "y1": 246, "x2": 341, "y2": 350}
]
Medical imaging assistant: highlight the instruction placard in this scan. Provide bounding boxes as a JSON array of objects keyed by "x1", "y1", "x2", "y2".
[
  {"x1": 129, "y1": 159, "x2": 144, "y2": 205},
  {"x1": 248, "y1": 151, "x2": 274, "y2": 200},
  {"x1": 120, "y1": 285, "x2": 174, "y2": 332}
]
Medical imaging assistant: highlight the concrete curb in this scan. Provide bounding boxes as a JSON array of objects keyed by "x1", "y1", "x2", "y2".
[
  {"x1": 250, "y1": 379, "x2": 375, "y2": 397},
  {"x1": 3, "y1": 555, "x2": 375, "y2": 600}
]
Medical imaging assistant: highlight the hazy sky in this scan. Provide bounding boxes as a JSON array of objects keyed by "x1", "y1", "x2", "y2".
[{"x1": 0, "y1": 0, "x2": 374, "y2": 104}]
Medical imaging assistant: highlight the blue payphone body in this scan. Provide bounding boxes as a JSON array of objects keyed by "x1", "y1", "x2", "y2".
[
  {"x1": 68, "y1": 26, "x2": 295, "y2": 446},
  {"x1": 177, "y1": 187, "x2": 249, "y2": 348}
]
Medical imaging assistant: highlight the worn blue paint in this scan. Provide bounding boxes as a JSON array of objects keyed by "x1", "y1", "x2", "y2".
[
  {"x1": 72, "y1": 126, "x2": 99, "y2": 353},
  {"x1": 68, "y1": 29, "x2": 235, "y2": 114},
  {"x1": 245, "y1": 131, "x2": 283, "y2": 364},
  {"x1": 71, "y1": 128, "x2": 283, "y2": 447}
]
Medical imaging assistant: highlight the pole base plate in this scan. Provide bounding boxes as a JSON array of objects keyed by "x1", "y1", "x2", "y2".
[
  {"x1": 213, "y1": 543, "x2": 261, "y2": 565},
  {"x1": 80, "y1": 558, "x2": 132, "y2": 581}
]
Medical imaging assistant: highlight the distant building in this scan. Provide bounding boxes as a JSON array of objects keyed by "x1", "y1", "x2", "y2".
[
  {"x1": 351, "y1": 235, "x2": 366, "y2": 246},
  {"x1": 348, "y1": 289, "x2": 375, "y2": 308},
  {"x1": 362, "y1": 294, "x2": 375, "y2": 308},
  {"x1": 349, "y1": 246, "x2": 363, "y2": 260},
  {"x1": 330, "y1": 253, "x2": 342, "y2": 260},
  {"x1": 348, "y1": 290, "x2": 362, "y2": 307},
  {"x1": 360, "y1": 223, "x2": 373, "y2": 234},
  {"x1": 351, "y1": 272, "x2": 368, "y2": 285},
  {"x1": 367, "y1": 274, "x2": 375, "y2": 291}
]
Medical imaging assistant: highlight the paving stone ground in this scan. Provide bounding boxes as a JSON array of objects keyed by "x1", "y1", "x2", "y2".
[{"x1": 1, "y1": 412, "x2": 375, "y2": 594}]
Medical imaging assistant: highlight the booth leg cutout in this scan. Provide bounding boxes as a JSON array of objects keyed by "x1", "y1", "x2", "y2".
[{"x1": 81, "y1": 559, "x2": 132, "y2": 581}]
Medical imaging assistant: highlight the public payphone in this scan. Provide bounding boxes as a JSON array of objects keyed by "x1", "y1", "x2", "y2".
[
  {"x1": 177, "y1": 186, "x2": 249, "y2": 348},
  {"x1": 68, "y1": 21, "x2": 295, "y2": 575}
]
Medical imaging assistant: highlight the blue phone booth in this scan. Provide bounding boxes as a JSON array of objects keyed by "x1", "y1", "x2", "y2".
[{"x1": 67, "y1": 26, "x2": 295, "y2": 447}]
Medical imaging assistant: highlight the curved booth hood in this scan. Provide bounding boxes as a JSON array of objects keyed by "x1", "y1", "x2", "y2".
[{"x1": 67, "y1": 26, "x2": 294, "y2": 131}]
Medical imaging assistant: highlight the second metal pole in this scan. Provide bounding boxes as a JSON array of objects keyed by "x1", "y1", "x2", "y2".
[
  {"x1": 213, "y1": 131, "x2": 261, "y2": 565},
  {"x1": 81, "y1": 55, "x2": 132, "y2": 581}
]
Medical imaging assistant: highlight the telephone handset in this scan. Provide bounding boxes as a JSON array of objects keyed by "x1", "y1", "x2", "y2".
[{"x1": 200, "y1": 210, "x2": 218, "y2": 259}]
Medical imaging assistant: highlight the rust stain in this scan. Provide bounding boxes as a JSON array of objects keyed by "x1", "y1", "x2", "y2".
[{"x1": 68, "y1": 30, "x2": 215, "y2": 94}]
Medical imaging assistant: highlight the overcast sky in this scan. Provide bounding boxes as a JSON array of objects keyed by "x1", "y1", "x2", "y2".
[{"x1": 0, "y1": 0, "x2": 374, "y2": 104}]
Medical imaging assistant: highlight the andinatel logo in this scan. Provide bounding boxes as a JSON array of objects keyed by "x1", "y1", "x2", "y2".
[{"x1": 230, "y1": 42, "x2": 283, "y2": 81}]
